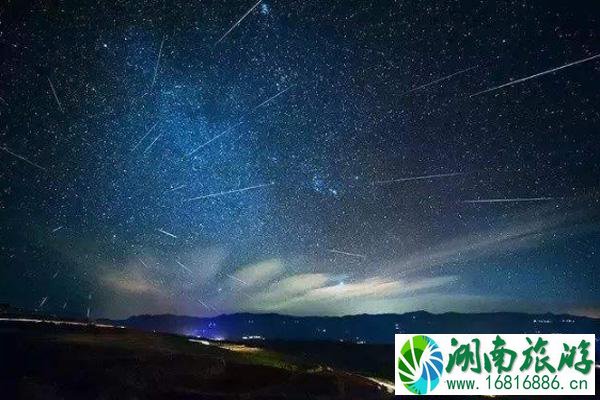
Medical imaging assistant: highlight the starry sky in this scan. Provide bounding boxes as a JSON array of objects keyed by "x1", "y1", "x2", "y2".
[{"x1": 0, "y1": 0, "x2": 599, "y2": 319}]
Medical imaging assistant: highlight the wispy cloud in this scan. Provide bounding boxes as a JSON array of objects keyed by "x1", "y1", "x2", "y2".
[
  {"x1": 254, "y1": 273, "x2": 330, "y2": 304},
  {"x1": 43, "y1": 199, "x2": 598, "y2": 319},
  {"x1": 247, "y1": 274, "x2": 458, "y2": 315},
  {"x1": 232, "y1": 259, "x2": 284, "y2": 287},
  {"x1": 101, "y1": 270, "x2": 161, "y2": 295},
  {"x1": 385, "y1": 205, "x2": 594, "y2": 276}
]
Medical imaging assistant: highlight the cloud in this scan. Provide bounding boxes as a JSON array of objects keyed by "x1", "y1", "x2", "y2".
[
  {"x1": 383, "y1": 205, "x2": 594, "y2": 276},
  {"x1": 177, "y1": 246, "x2": 228, "y2": 281},
  {"x1": 101, "y1": 270, "x2": 160, "y2": 295},
  {"x1": 253, "y1": 273, "x2": 330, "y2": 304},
  {"x1": 246, "y1": 273, "x2": 458, "y2": 314},
  {"x1": 76, "y1": 199, "x2": 599, "y2": 319},
  {"x1": 232, "y1": 259, "x2": 284, "y2": 286},
  {"x1": 95, "y1": 250, "x2": 460, "y2": 317}
]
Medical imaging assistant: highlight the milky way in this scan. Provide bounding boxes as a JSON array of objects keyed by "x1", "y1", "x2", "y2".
[{"x1": 0, "y1": 0, "x2": 599, "y2": 319}]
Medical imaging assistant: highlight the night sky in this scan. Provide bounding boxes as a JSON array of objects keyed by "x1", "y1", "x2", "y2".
[{"x1": 0, "y1": 0, "x2": 599, "y2": 319}]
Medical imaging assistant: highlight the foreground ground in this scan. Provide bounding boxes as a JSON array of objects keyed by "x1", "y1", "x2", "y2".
[
  {"x1": 0, "y1": 319, "x2": 597, "y2": 399},
  {"x1": 0, "y1": 319, "x2": 392, "y2": 399}
]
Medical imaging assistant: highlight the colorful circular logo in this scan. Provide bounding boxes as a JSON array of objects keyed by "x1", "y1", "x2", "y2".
[{"x1": 397, "y1": 335, "x2": 444, "y2": 395}]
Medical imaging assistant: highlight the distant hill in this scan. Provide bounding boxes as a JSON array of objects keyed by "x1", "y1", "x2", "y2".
[{"x1": 110, "y1": 311, "x2": 600, "y2": 344}]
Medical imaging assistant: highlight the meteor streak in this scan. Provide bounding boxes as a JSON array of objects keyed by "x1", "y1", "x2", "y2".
[
  {"x1": 157, "y1": 228, "x2": 178, "y2": 238},
  {"x1": 0, "y1": 146, "x2": 47, "y2": 171},
  {"x1": 226, "y1": 274, "x2": 248, "y2": 285},
  {"x1": 215, "y1": 0, "x2": 262, "y2": 45},
  {"x1": 470, "y1": 53, "x2": 600, "y2": 97},
  {"x1": 48, "y1": 77, "x2": 64, "y2": 113},
  {"x1": 328, "y1": 249, "x2": 367, "y2": 260},
  {"x1": 197, "y1": 299, "x2": 215, "y2": 311},
  {"x1": 176, "y1": 260, "x2": 193, "y2": 274},
  {"x1": 184, "y1": 182, "x2": 274, "y2": 202},
  {"x1": 185, "y1": 86, "x2": 293, "y2": 157},
  {"x1": 150, "y1": 35, "x2": 166, "y2": 89},
  {"x1": 143, "y1": 132, "x2": 163, "y2": 153},
  {"x1": 373, "y1": 172, "x2": 462, "y2": 185},
  {"x1": 398, "y1": 66, "x2": 478, "y2": 96},
  {"x1": 251, "y1": 85, "x2": 295, "y2": 112},
  {"x1": 165, "y1": 184, "x2": 187, "y2": 192},
  {"x1": 462, "y1": 197, "x2": 556, "y2": 204},
  {"x1": 39, "y1": 297, "x2": 48, "y2": 308},
  {"x1": 186, "y1": 122, "x2": 243, "y2": 157},
  {"x1": 132, "y1": 121, "x2": 159, "y2": 151}
]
